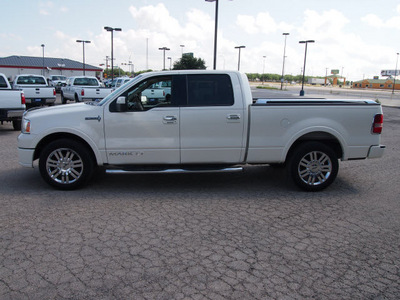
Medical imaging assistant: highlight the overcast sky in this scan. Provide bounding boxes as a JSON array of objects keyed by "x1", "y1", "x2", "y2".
[{"x1": 1, "y1": 0, "x2": 400, "y2": 81}]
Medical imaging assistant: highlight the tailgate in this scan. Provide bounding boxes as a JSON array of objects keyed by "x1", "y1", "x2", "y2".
[
  {"x1": 0, "y1": 90, "x2": 23, "y2": 108},
  {"x1": 22, "y1": 87, "x2": 55, "y2": 99}
]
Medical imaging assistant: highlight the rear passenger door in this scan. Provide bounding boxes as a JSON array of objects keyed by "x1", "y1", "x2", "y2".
[{"x1": 179, "y1": 73, "x2": 246, "y2": 164}]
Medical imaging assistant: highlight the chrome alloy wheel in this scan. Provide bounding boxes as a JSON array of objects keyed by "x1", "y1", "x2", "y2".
[
  {"x1": 46, "y1": 148, "x2": 84, "y2": 184},
  {"x1": 297, "y1": 151, "x2": 332, "y2": 186}
]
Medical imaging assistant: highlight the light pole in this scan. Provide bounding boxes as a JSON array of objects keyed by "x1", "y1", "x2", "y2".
[
  {"x1": 159, "y1": 47, "x2": 170, "y2": 70},
  {"x1": 180, "y1": 45, "x2": 185, "y2": 57},
  {"x1": 235, "y1": 46, "x2": 245, "y2": 71},
  {"x1": 205, "y1": 0, "x2": 219, "y2": 70},
  {"x1": 167, "y1": 57, "x2": 172, "y2": 70},
  {"x1": 76, "y1": 40, "x2": 91, "y2": 75},
  {"x1": 104, "y1": 26, "x2": 122, "y2": 81},
  {"x1": 281, "y1": 33, "x2": 289, "y2": 90},
  {"x1": 325, "y1": 67, "x2": 328, "y2": 87},
  {"x1": 262, "y1": 56, "x2": 266, "y2": 84},
  {"x1": 41, "y1": 44, "x2": 45, "y2": 76},
  {"x1": 393, "y1": 52, "x2": 399, "y2": 94},
  {"x1": 299, "y1": 40, "x2": 315, "y2": 96}
]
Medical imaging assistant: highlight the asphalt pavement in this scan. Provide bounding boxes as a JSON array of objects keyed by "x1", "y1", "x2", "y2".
[{"x1": 0, "y1": 91, "x2": 399, "y2": 299}]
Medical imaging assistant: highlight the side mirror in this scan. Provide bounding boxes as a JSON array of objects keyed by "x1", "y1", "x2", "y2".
[{"x1": 116, "y1": 96, "x2": 127, "y2": 112}]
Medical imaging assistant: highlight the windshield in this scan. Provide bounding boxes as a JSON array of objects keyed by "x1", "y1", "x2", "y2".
[{"x1": 97, "y1": 75, "x2": 143, "y2": 106}]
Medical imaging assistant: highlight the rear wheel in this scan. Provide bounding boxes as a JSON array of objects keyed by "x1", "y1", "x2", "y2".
[
  {"x1": 39, "y1": 139, "x2": 94, "y2": 190},
  {"x1": 288, "y1": 142, "x2": 338, "y2": 191},
  {"x1": 61, "y1": 92, "x2": 66, "y2": 104}
]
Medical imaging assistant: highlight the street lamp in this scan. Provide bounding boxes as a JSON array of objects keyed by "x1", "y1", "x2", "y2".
[
  {"x1": 393, "y1": 52, "x2": 399, "y2": 94},
  {"x1": 159, "y1": 47, "x2": 170, "y2": 70},
  {"x1": 104, "y1": 26, "x2": 122, "y2": 81},
  {"x1": 41, "y1": 44, "x2": 45, "y2": 76},
  {"x1": 76, "y1": 40, "x2": 91, "y2": 75},
  {"x1": 205, "y1": 0, "x2": 219, "y2": 70},
  {"x1": 235, "y1": 46, "x2": 245, "y2": 71},
  {"x1": 281, "y1": 33, "x2": 289, "y2": 90},
  {"x1": 299, "y1": 40, "x2": 315, "y2": 96},
  {"x1": 167, "y1": 57, "x2": 172, "y2": 70}
]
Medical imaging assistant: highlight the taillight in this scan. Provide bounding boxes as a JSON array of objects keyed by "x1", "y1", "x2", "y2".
[
  {"x1": 53, "y1": 88, "x2": 56, "y2": 96},
  {"x1": 81, "y1": 89, "x2": 84, "y2": 96},
  {"x1": 372, "y1": 114, "x2": 383, "y2": 134},
  {"x1": 21, "y1": 92, "x2": 26, "y2": 105}
]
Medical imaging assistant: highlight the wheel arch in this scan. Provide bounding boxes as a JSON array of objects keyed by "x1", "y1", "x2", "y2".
[
  {"x1": 33, "y1": 132, "x2": 99, "y2": 166},
  {"x1": 284, "y1": 131, "x2": 343, "y2": 164}
]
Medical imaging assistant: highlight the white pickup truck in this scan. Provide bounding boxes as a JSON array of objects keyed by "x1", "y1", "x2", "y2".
[
  {"x1": 13, "y1": 74, "x2": 56, "y2": 109},
  {"x1": 17, "y1": 70, "x2": 385, "y2": 191},
  {"x1": 0, "y1": 73, "x2": 25, "y2": 130},
  {"x1": 61, "y1": 76, "x2": 113, "y2": 104}
]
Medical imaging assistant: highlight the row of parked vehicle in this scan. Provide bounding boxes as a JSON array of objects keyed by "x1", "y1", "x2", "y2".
[{"x1": 0, "y1": 72, "x2": 174, "y2": 130}]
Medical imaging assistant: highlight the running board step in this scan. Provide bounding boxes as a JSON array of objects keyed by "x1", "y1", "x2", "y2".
[{"x1": 106, "y1": 166, "x2": 243, "y2": 175}]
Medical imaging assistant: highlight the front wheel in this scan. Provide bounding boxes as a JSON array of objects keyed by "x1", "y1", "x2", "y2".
[
  {"x1": 288, "y1": 142, "x2": 338, "y2": 191},
  {"x1": 39, "y1": 139, "x2": 94, "y2": 190},
  {"x1": 12, "y1": 120, "x2": 21, "y2": 131}
]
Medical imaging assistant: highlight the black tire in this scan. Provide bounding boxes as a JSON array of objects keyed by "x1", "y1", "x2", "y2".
[
  {"x1": 39, "y1": 139, "x2": 94, "y2": 190},
  {"x1": 61, "y1": 92, "x2": 66, "y2": 104},
  {"x1": 288, "y1": 141, "x2": 338, "y2": 191},
  {"x1": 75, "y1": 94, "x2": 80, "y2": 102},
  {"x1": 12, "y1": 120, "x2": 21, "y2": 131}
]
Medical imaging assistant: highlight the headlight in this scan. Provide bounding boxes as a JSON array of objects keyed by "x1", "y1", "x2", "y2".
[{"x1": 21, "y1": 119, "x2": 31, "y2": 134}]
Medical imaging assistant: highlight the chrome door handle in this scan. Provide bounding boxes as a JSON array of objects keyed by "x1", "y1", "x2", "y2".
[
  {"x1": 163, "y1": 116, "x2": 177, "y2": 124},
  {"x1": 227, "y1": 114, "x2": 240, "y2": 120}
]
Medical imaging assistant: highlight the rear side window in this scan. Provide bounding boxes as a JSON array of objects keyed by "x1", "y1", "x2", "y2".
[
  {"x1": 187, "y1": 74, "x2": 234, "y2": 106},
  {"x1": 0, "y1": 76, "x2": 8, "y2": 88},
  {"x1": 16, "y1": 76, "x2": 46, "y2": 85}
]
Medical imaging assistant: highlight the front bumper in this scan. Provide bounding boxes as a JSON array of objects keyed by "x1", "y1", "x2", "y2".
[
  {"x1": 367, "y1": 145, "x2": 386, "y2": 159},
  {"x1": 18, "y1": 148, "x2": 35, "y2": 168}
]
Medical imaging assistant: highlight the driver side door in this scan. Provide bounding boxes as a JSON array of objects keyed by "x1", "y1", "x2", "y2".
[{"x1": 103, "y1": 75, "x2": 180, "y2": 165}]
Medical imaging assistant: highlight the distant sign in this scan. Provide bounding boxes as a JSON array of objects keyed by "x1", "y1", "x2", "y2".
[
  {"x1": 331, "y1": 69, "x2": 339, "y2": 75},
  {"x1": 381, "y1": 70, "x2": 399, "y2": 76}
]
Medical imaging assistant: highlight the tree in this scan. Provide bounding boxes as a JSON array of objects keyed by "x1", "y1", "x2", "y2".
[{"x1": 173, "y1": 55, "x2": 206, "y2": 70}]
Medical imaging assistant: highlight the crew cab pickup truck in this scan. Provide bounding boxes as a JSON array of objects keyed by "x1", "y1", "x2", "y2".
[
  {"x1": 13, "y1": 74, "x2": 56, "y2": 109},
  {"x1": 17, "y1": 70, "x2": 385, "y2": 191},
  {"x1": 61, "y1": 76, "x2": 112, "y2": 104},
  {"x1": 0, "y1": 73, "x2": 25, "y2": 130}
]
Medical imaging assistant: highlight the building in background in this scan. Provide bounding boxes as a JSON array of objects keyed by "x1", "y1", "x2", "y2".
[
  {"x1": 0, "y1": 56, "x2": 103, "y2": 81},
  {"x1": 352, "y1": 78, "x2": 398, "y2": 90}
]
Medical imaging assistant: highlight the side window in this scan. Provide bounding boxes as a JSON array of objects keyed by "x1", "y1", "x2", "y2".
[
  {"x1": 0, "y1": 76, "x2": 8, "y2": 88},
  {"x1": 187, "y1": 74, "x2": 234, "y2": 106},
  {"x1": 111, "y1": 76, "x2": 173, "y2": 112}
]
